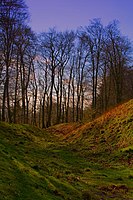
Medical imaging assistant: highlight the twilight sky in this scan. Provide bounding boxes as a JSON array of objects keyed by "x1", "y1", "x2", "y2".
[{"x1": 25, "y1": 0, "x2": 133, "y2": 40}]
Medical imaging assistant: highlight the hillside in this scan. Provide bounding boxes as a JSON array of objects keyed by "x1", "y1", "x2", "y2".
[{"x1": 0, "y1": 100, "x2": 133, "y2": 200}]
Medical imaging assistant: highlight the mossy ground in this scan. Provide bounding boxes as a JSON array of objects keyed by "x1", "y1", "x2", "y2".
[{"x1": 0, "y1": 100, "x2": 133, "y2": 199}]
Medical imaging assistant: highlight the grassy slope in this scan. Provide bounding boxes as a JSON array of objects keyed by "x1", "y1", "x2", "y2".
[{"x1": 0, "y1": 100, "x2": 133, "y2": 200}]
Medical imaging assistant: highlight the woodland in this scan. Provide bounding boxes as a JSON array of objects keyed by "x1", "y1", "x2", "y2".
[{"x1": 0, "y1": 0, "x2": 133, "y2": 127}]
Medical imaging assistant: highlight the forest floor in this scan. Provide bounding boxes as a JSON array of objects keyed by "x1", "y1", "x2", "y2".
[{"x1": 0, "y1": 99, "x2": 133, "y2": 199}]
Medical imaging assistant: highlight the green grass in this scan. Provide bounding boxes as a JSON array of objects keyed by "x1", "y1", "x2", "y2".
[{"x1": 0, "y1": 100, "x2": 133, "y2": 199}]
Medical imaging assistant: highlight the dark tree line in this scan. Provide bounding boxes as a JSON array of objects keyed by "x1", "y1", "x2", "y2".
[{"x1": 0, "y1": 0, "x2": 133, "y2": 127}]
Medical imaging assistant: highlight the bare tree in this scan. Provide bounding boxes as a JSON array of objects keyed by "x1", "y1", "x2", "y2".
[
  {"x1": 97, "y1": 21, "x2": 132, "y2": 112},
  {"x1": 0, "y1": 0, "x2": 28, "y2": 122},
  {"x1": 74, "y1": 40, "x2": 89, "y2": 121},
  {"x1": 54, "y1": 31, "x2": 75, "y2": 124},
  {"x1": 80, "y1": 19, "x2": 104, "y2": 114},
  {"x1": 105, "y1": 21, "x2": 132, "y2": 105},
  {"x1": 38, "y1": 29, "x2": 75, "y2": 126}
]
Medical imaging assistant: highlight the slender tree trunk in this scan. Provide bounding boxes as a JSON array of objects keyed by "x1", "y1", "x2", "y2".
[
  {"x1": 2, "y1": 79, "x2": 7, "y2": 122},
  {"x1": 72, "y1": 77, "x2": 75, "y2": 122},
  {"x1": 2, "y1": 61, "x2": 11, "y2": 122},
  {"x1": 66, "y1": 68, "x2": 72, "y2": 122},
  {"x1": 26, "y1": 90, "x2": 29, "y2": 124},
  {"x1": 59, "y1": 72, "x2": 63, "y2": 123},
  {"x1": 14, "y1": 56, "x2": 19, "y2": 123},
  {"x1": 42, "y1": 93, "x2": 45, "y2": 128},
  {"x1": 47, "y1": 71, "x2": 54, "y2": 127},
  {"x1": 33, "y1": 87, "x2": 37, "y2": 126}
]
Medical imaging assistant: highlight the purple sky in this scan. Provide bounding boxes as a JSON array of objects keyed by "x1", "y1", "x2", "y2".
[{"x1": 25, "y1": 0, "x2": 133, "y2": 40}]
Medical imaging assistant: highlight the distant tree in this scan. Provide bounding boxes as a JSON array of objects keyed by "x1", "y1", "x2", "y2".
[
  {"x1": 0, "y1": 0, "x2": 28, "y2": 122},
  {"x1": 79, "y1": 19, "x2": 104, "y2": 114},
  {"x1": 38, "y1": 29, "x2": 58, "y2": 127},
  {"x1": 97, "y1": 21, "x2": 132, "y2": 112},
  {"x1": 54, "y1": 31, "x2": 75, "y2": 124},
  {"x1": 37, "y1": 56, "x2": 50, "y2": 128},
  {"x1": 38, "y1": 29, "x2": 75, "y2": 126},
  {"x1": 74, "y1": 39, "x2": 89, "y2": 121},
  {"x1": 106, "y1": 21, "x2": 131, "y2": 104},
  {"x1": 65, "y1": 58, "x2": 74, "y2": 123}
]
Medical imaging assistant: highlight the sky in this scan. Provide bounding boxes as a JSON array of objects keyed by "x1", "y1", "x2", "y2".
[{"x1": 25, "y1": 0, "x2": 133, "y2": 40}]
